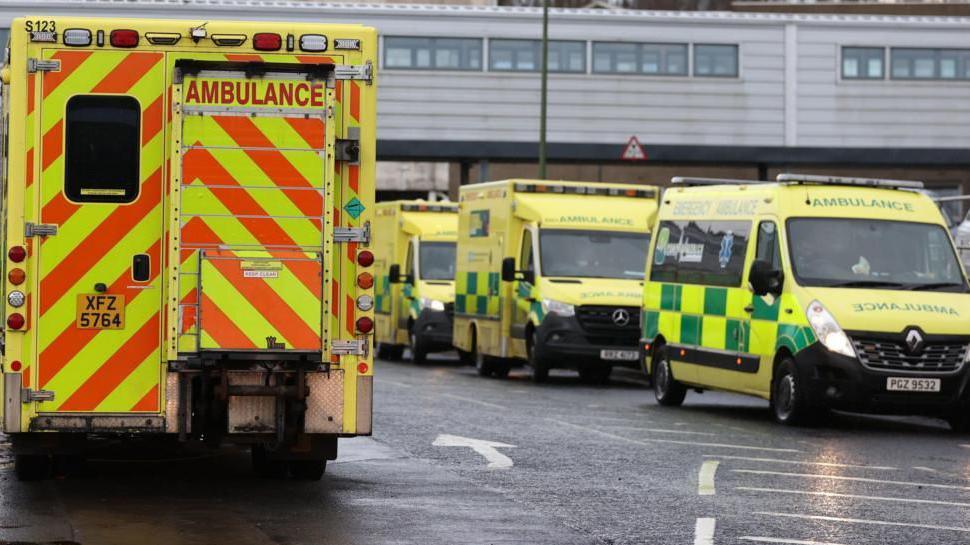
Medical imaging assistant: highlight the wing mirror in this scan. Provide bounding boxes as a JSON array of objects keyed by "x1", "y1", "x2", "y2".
[
  {"x1": 749, "y1": 259, "x2": 784, "y2": 297},
  {"x1": 501, "y1": 257, "x2": 535, "y2": 284}
]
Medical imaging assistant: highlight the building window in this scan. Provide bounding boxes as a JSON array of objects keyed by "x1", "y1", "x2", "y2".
[
  {"x1": 891, "y1": 48, "x2": 970, "y2": 80},
  {"x1": 592, "y1": 42, "x2": 687, "y2": 76},
  {"x1": 694, "y1": 44, "x2": 738, "y2": 77},
  {"x1": 489, "y1": 39, "x2": 585, "y2": 73},
  {"x1": 65, "y1": 95, "x2": 141, "y2": 203},
  {"x1": 384, "y1": 37, "x2": 482, "y2": 71},
  {"x1": 842, "y1": 47, "x2": 884, "y2": 79}
]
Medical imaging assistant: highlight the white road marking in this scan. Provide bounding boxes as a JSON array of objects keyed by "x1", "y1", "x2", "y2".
[
  {"x1": 732, "y1": 469, "x2": 970, "y2": 491},
  {"x1": 698, "y1": 460, "x2": 720, "y2": 496},
  {"x1": 606, "y1": 425, "x2": 718, "y2": 436},
  {"x1": 441, "y1": 393, "x2": 508, "y2": 411},
  {"x1": 739, "y1": 538, "x2": 850, "y2": 545},
  {"x1": 913, "y1": 466, "x2": 937, "y2": 473},
  {"x1": 705, "y1": 454, "x2": 896, "y2": 471},
  {"x1": 755, "y1": 512, "x2": 970, "y2": 533},
  {"x1": 432, "y1": 434, "x2": 516, "y2": 469},
  {"x1": 738, "y1": 486, "x2": 970, "y2": 508},
  {"x1": 694, "y1": 518, "x2": 716, "y2": 545},
  {"x1": 551, "y1": 419, "x2": 801, "y2": 453},
  {"x1": 961, "y1": 444, "x2": 970, "y2": 449}
]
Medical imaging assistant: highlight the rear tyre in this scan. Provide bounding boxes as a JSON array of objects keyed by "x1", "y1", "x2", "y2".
[
  {"x1": 251, "y1": 445, "x2": 287, "y2": 478},
  {"x1": 409, "y1": 330, "x2": 428, "y2": 365},
  {"x1": 771, "y1": 358, "x2": 813, "y2": 426},
  {"x1": 289, "y1": 459, "x2": 327, "y2": 480},
  {"x1": 578, "y1": 365, "x2": 612, "y2": 385},
  {"x1": 458, "y1": 350, "x2": 475, "y2": 366},
  {"x1": 14, "y1": 454, "x2": 51, "y2": 481},
  {"x1": 475, "y1": 351, "x2": 495, "y2": 377},
  {"x1": 652, "y1": 346, "x2": 687, "y2": 407},
  {"x1": 528, "y1": 329, "x2": 549, "y2": 383},
  {"x1": 491, "y1": 360, "x2": 511, "y2": 379}
]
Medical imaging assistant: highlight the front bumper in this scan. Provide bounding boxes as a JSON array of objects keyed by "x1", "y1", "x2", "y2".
[
  {"x1": 535, "y1": 313, "x2": 640, "y2": 369},
  {"x1": 413, "y1": 308, "x2": 454, "y2": 352},
  {"x1": 795, "y1": 342, "x2": 970, "y2": 416}
]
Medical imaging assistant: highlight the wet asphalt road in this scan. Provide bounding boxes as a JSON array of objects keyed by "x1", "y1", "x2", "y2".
[{"x1": 2, "y1": 354, "x2": 969, "y2": 545}]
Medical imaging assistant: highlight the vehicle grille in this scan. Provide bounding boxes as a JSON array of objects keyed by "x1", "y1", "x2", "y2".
[
  {"x1": 575, "y1": 306, "x2": 640, "y2": 346},
  {"x1": 852, "y1": 338, "x2": 968, "y2": 373}
]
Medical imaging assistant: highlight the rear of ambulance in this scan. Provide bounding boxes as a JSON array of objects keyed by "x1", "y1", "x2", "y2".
[{"x1": 1, "y1": 17, "x2": 377, "y2": 480}]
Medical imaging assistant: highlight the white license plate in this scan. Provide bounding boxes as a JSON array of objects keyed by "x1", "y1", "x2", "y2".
[
  {"x1": 600, "y1": 350, "x2": 638, "y2": 361},
  {"x1": 886, "y1": 377, "x2": 941, "y2": 393}
]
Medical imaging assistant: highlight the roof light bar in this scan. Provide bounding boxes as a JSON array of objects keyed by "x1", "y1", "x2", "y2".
[
  {"x1": 776, "y1": 173, "x2": 924, "y2": 190},
  {"x1": 514, "y1": 182, "x2": 656, "y2": 198},
  {"x1": 671, "y1": 176, "x2": 764, "y2": 186},
  {"x1": 401, "y1": 203, "x2": 458, "y2": 213}
]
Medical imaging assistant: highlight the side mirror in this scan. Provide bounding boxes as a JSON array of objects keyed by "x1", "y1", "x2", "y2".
[
  {"x1": 501, "y1": 257, "x2": 516, "y2": 282},
  {"x1": 521, "y1": 270, "x2": 536, "y2": 285},
  {"x1": 749, "y1": 259, "x2": 784, "y2": 297},
  {"x1": 389, "y1": 264, "x2": 401, "y2": 284}
]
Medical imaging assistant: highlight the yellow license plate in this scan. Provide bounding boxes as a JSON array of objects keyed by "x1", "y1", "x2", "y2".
[{"x1": 76, "y1": 294, "x2": 126, "y2": 329}]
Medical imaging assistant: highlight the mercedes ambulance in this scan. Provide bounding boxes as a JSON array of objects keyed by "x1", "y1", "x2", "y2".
[
  {"x1": 373, "y1": 201, "x2": 458, "y2": 364},
  {"x1": 453, "y1": 180, "x2": 660, "y2": 382},
  {"x1": 0, "y1": 16, "x2": 378, "y2": 479},
  {"x1": 642, "y1": 174, "x2": 970, "y2": 430}
]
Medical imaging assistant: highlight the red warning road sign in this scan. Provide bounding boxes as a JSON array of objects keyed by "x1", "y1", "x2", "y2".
[{"x1": 621, "y1": 136, "x2": 647, "y2": 161}]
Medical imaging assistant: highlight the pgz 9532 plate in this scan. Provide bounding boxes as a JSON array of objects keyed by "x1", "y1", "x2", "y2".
[{"x1": 76, "y1": 294, "x2": 126, "y2": 329}]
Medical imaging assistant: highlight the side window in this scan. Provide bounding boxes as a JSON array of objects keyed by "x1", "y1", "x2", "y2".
[
  {"x1": 650, "y1": 219, "x2": 752, "y2": 287},
  {"x1": 755, "y1": 221, "x2": 781, "y2": 269},
  {"x1": 519, "y1": 230, "x2": 534, "y2": 274},
  {"x1": 405, "y1": 241, "x2": 415, "y2": 279},
  {"x1": 65, "y1": 95, "x2": 140, "y2": 203}
]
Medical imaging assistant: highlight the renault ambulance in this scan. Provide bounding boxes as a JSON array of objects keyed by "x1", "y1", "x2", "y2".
[
  {"x1": 453, "y1": 180, "x2": 660, "y2": 382},
  {"x1": 642, "y1": 174, "x2": 970, "y2": 430},
  {"x1": 373, "y1": 201, "x2": 458, "y2": 364},
  {"x1": 0, "y1": 16, "x2": 378, "y2": 479}
]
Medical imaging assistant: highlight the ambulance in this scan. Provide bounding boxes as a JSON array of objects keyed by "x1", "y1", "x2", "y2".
[
  {"x1": 0, "y1": 16, "x2": 378, "y2": 479},
  {"x1": 453, "y1": 180, "x2": 660, "y2": 382},
  {"x1": 642, "y1": 174, "x2": 970, "y2": 430},
  {"x1": 373, "y1": 201, "x2": 458, "y2": 364}
]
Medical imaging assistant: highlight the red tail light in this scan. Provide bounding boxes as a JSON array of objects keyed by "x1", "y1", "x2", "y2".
[
  {"x1": 253, "y1": 33, "x2": 282, "y2": 51},
  {"x1": 8, "y1": 268, "x2": 25, "y2": 285},
  {"x1": 357, "y1": 272, "x2": 374, "y2": 289},
  {"x1": 8, "y1": 246, "x2": 26, "y2": 263},
  {"x1": 357, "y1": 362, "x2": 369, "y2": 374},
  {"x1": 110, "y1": 29, "x2": 139, "y2": 48},
  {"x1": 357, "y1": 250, "x2": 374, "y2": 267},
  {"x1": 7, "y1": 313, "x2": 25, "y2": 330},
  {"x1": 8, "y1": 360, "x2": 22, "y2": 372},
  {"x1": 356, "y1": 317, "x2": 373, "y2": 333}
]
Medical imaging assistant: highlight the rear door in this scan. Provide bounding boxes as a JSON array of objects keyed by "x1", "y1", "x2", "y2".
[
  {"x1": 174, "y1": 68, "x2": 333, "y2": 354},
  {"x1": 35, "y1": 49, "x2": 166, "y2": 413}
]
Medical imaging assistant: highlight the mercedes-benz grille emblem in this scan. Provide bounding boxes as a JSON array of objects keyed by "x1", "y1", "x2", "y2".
[
  {"x1": 611, "y1": 308, "x2": 631, "y2": 327},
  {"x1": 904, "y1": 328, "x2": 925, "y2": 355}
]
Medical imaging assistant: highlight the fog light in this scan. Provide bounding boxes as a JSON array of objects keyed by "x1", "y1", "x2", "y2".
[{"x1": 7, "y1": 290, "x2": 25, "y2": 308}]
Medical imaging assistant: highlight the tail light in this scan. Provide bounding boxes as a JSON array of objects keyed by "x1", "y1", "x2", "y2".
[
  {"x1": 8, "y1": 246, "x2": 26, "y2": 263},
  {"x1": 357, "y1": 250, "x2": 374, "y2": 267},
  {"x1": 7, "y1": 313, "x2": 25, "y2": 330},
  {"x1": 357, "y1": 362, "x2": 369, "y2": 374},
  {"x1": 8, "y1": 360, "x2": 22, "y2": 372},
  {"x1": 357, "y1": 272, "x2": 374, "y2": 289},
  {"x1": 253, "y1": 33, "x2": 282, "y2": 51},
  {"x1": 8, "y1": 268, "x2": 25, "y2": 285},
  {"x1": 356, "y1": 317, "x2": 373, "y2": 334},
  {"x1": 110, "y1": 29, "x2": 139, "y2": 48}
]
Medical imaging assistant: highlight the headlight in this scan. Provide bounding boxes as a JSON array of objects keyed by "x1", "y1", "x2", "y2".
[
  {"x1": 541, "y1": 298, "x2": 575, "y2": 317},
  {"x1": 420, "y1": 297, "x2": 445, "y2": 312},
  {"x1": 806, "y1": 300, "x2": 855, "y2": 358}
]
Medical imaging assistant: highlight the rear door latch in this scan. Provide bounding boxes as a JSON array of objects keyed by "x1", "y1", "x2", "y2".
[
  {"x1": 21, "y1": 388, "x2": 55, "y2": 403},
  {"x1": 25, "y1": 222, "x2": 57, "y2": 237}
]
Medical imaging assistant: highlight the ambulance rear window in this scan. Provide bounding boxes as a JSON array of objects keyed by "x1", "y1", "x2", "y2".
[{"x1": 65, "y1": 95, "x2": 140, "y2": 203}]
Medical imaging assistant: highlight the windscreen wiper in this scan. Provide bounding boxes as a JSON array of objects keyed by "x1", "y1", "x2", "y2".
[
  {"x1": 906, "y1": 282, "x2": 968, "y2": 291},
  {"x1": 822, "y1": 280, "x2": 906, "y2": 288}
]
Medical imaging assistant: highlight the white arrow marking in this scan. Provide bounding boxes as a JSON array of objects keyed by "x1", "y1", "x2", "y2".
[{"x1": 433, "y1": 434, "x2": 516, "y2": 469}]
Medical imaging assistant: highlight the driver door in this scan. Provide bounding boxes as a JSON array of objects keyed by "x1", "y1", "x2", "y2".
[{"x1": 747, "y1": 219, "x2": 783, "y2": 391}]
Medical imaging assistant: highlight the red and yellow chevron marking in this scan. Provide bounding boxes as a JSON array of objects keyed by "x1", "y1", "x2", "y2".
[{"x1": 36, "y1": 50, "x2": 165, "y2": 413}]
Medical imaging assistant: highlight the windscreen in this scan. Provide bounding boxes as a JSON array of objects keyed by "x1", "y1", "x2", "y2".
[
  {"x1": 788, "y1": 218, "x2": 967, "y2": 292},
  {"x1": 540, "y1": 229, "x2": 649, "y2": 280},
  {"x1": 420, "y1": 241, "x2": 456, "y2": 280}
]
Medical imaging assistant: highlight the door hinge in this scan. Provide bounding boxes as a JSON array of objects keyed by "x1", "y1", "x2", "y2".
[
  {"x1": 25, "y1": 222, "x2": 57, "y2": 237},
  {"x1": 331, "y1": 339, "x2": 368, "y2": 357},
  {"x1": 335, "y1": 127, "x2": 360, "y2": 163},
  {"x1": 27, "y1": 58, "x2": 60, "y2": 73},
  {"x1": 334, "y1": 223, "x2": 370, "y2": 244},
  {"x1": 333, "y1": 61, "x2": 373, "y2": 84},
  {"x1": 21, "y1": 388, "x2": 55, "y2": 403}
]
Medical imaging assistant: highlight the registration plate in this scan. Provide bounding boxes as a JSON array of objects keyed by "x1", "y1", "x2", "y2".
[
  {"x1": 886, "y1": 377, "x2": 941, "y2": 393},
  {"x1": 76, "y1": 294, "x2": 126, "y2": 329},
  {"x1": 600, "y1": 349, "x2": 639, "y2": 361}
]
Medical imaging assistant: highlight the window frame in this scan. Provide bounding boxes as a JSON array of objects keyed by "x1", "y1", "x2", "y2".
[
  {"x1": 591, "y1": 41, "x2": 689, "y2": 77},
  {"x1": 488, "y1": 38, "x2": 586, "y2": 74},
  {"x1": 890, "y1": 47, "x2": 970, "y2": 82},
  {"x1": 692, "y1": 44, "x2": 739, "y2": 79},
  {"x1": 840, "y1": 46, "x2": 885, "y2": 81},
  {"x1": 383, "y1": 36, "x2": 483, "y2": 72},
  {"x1": 64, "y1": 94, "x2": 142, "y2": 205}
]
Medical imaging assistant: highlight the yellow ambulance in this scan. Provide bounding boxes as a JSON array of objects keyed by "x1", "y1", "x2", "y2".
[
  {"x1": 453, "y1": 180, "x2": 659, "y2": 382},
  {"x1": 642, "y1": 174, "x2": 970, "y2": 430},
  {"x1": 0, "y1": 16, "x2": 378, "y2": 479},
  {"x1": 373, "y1": 201, "x2": 458, "y2": 364}
]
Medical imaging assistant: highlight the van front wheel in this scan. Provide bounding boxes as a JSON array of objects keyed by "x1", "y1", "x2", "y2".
[
  {"x1": 653, "y1": 346, "x2": 686, "y2": 407},
  {"x1": 771, "y1": 358, "x2": 813, "y2": 426}
]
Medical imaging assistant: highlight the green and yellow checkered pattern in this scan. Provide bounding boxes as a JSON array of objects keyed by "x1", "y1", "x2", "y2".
[
  {"x1": 642, "y1": 283, "x2": 816, "y2": 356},
  {"x1": 455, "y1": 271, "x2": 501, "y2": 317}
]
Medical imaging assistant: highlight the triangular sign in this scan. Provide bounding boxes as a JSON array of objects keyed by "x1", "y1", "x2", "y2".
[{"x1": 621, "y1": 136, "x2": 647, "y2": 161}]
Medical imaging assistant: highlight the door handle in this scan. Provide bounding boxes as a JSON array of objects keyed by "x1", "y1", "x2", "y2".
[
  {"x1": 743, "y1": 305, "x2": 754, "y2": 313},
  {"x1": 133, "y1": 254, "x2": 151, "y2": 282}
]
